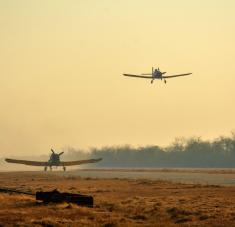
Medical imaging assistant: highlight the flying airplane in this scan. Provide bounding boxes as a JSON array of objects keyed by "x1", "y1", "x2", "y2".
[
  {"x1": 123, "y1": 67, "x2": 192, "y2": 84},
  {"x1": 5, "y1": 149, "x2": 102, "y2": 171}
]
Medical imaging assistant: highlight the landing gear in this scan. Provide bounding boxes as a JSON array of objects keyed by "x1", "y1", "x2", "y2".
[
  {"x1": 44, "y1": 166, "x2": 47, "y2": 171},
  {"x1": 151, "y1": 79, "x2": 154, "y2": 84},
  {"x1": 164, "y1": 79, "x2": 167, "y2": 84},
  {"x1": 63, "y1": 166, "x2": 66, "y2": 172},
  {"x1": 50, "y1": 166, "x2": 52, "y2": 171}
]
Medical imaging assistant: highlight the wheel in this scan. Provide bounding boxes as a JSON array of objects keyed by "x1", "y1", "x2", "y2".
[
  {"x1": 44, "y1": 166, "x2": 47, "y2": 171},
  {"x1": 63, "y1": 166, "x2": 66, "y2": 171}
]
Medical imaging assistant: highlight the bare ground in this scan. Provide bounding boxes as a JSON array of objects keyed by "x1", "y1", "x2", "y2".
[{"x1": 0, "y1": 171, "x2": 235, "y2": 226}]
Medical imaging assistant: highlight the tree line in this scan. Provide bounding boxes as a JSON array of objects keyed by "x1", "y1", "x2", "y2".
[{"x1": 64, "y1": 133, "x2": 235, "y2": 168}]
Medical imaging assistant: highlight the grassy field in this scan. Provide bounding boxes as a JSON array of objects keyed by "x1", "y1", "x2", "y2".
[{"x1": 0, "y1": 171, "x2": 235, "y2": 226}]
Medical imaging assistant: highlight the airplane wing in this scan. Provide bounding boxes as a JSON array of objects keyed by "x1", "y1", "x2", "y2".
[
  {"x1": 123, "y1": 74, "x2": 152, "y2": 79},
  {"x1": 5, "y1": 158, "x2": 48, "y2": 166},
  {"x1": 162, "y1": 73, "x2": 192, "y2": 79},
  {"x1": 59, "y1": 158, "x2": 102, "y2": 166}
]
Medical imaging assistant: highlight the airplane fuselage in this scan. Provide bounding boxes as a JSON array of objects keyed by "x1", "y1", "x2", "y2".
[
  {"x1": 45, "y1": 150, "x2": 66, "y2": 171},
  {"x1": 48, "y1": 153, "x2": 60, "y2": 166},
  {"x1": 152, "y1": 70, "x2": 166, "y2": 79},
  {"x1": 151, "y1": 70, "x2": 167, "y2": 83}
]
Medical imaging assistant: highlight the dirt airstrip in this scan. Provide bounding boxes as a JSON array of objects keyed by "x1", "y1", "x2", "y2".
[{"x1": 0, "y1": 171, "x2": 234, "y2": 226}]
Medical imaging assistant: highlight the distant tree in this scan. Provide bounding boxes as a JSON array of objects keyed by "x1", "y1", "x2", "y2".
[{"x1": 59, "y1": 134, "x2": 235, "y2": 168}]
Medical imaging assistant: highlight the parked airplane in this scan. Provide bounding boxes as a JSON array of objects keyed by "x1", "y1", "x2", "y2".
[
  {"x1": 123, "y1": 67, "x2": 192, "y2": 84},
  {"x1": 5, "y1": 149, "x2": 102, "y2": 171}
]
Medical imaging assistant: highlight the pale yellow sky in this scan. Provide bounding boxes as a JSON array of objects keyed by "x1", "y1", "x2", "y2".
[{"x1": 0, "y1": 0, "x2": 235, "y2": 155}]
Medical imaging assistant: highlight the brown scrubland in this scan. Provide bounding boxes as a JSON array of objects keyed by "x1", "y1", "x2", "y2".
[{"x1": 0, "y1": 171, "x2": 235, "y2": 226}]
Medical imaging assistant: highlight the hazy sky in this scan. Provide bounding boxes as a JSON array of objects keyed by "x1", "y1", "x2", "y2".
[{"x1": 0, "y1": 0, "x2": 235, "y2": 155}]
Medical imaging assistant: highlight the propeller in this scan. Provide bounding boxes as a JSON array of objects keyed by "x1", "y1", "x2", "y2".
[
  {"x1": 58, "y1": 152, "x2": 64, "y2": 156},
  {"x1": 152, "y1": 67, "x2": 154, "y2": 75},
  {"x1": 51, "y1": 148, "x2": 55, "y2": 154}
]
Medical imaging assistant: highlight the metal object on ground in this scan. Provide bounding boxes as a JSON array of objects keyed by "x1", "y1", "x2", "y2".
[
  {"x1": 36, "y1": 189, "x2": 93, "y2": 207},
  {"x1": 0, "y1": 187, "x2": 93, "y2": 207}
]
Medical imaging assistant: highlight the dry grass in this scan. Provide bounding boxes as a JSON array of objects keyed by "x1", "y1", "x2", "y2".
[{"x1": 0, "y1": 171, "x2": 235, "y2": 226}]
